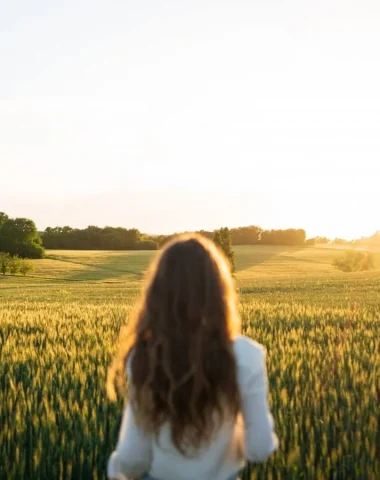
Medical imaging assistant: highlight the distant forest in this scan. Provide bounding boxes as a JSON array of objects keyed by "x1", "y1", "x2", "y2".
[
  {"x1": 2, "y1": 211, "x2": 379, "y2": 257},
  {"x1": 41, "y1": 225, "x2": 380, "y2": 251},
  {"x1": 42, "y1": 225, "x2": 308, "y2": 250}
]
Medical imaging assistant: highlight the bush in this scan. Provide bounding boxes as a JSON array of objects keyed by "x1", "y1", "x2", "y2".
[
  {"x1": 0, "y1": 253, "x2": 34, "y2": 276},
  {"x1": 16, "y1": 242, "x2": 45, "y2": 259},
  {"x1": 19, "y1": 260, "x2": 34, "y2": 276},
  {"x1": 333, "y1": 250, "x2": 375, "y2": 272},
  {"x1": 9, "y1": 256, "x2": 21, "y2": 275}
]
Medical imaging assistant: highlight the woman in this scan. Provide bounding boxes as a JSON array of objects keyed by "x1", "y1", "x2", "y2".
[{"x1": 107, "y1": 234, "x2": 278, "y2": 480}]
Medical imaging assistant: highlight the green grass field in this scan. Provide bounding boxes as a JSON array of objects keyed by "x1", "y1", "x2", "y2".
[{"x1": 1, "y1": 245, "x2": 380, "y2": 479}]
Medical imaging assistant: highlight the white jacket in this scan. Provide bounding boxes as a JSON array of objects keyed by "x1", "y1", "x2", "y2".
[{"x1": 108, "y1": 335, "x2": 278, "y2": 480}]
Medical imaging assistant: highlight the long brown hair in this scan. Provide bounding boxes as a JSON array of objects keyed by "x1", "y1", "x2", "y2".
[{"x1": 107, "y1": 233, "x2": 241, "y2": 454}]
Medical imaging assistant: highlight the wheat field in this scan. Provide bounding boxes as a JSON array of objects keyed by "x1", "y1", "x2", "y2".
[{"x1": 1, "y1": 246, "x2": 379, "y2": 479}]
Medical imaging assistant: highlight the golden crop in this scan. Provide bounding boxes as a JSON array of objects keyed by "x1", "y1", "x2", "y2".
[{"x1": 1, "y1": 293, "x2": 379, "y2": 479}]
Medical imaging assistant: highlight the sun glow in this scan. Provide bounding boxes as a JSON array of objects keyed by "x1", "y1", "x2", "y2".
[{"x1": 1, "y1": 1, "x2": 379, "y2": 239}]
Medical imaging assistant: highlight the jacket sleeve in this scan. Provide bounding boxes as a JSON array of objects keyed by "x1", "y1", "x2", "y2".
[
  {"x1": 107, "y1": 401, "x2": 152, "y2": 480},
  {"x1": 235, "y1": 337, "x2": 279, "y2": 463}
]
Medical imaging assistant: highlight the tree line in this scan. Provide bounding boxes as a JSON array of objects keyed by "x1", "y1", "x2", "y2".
[
  {"x1": 157, "y1": 227, "x2": 307, "y2": 247},
  {"x1": 0, "y1": 211, "x2": 320, "y2": 259},
  {"x1": 42, "y1": 226, "x2": 158, "y2": 251},
  {"x1": 44, "y1": 225, "x2": 371, "y2": 251},
  {"x1": 41, "y1": 225, "x2": 308, "y2": 250},
  {"x1": 3, "y1": 210, "x2": 377, "y2": 260}
]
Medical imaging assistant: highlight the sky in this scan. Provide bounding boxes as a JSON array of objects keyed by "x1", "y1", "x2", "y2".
[{"x1": 1, "y1": 0, "x2": 379, "y2": 239}]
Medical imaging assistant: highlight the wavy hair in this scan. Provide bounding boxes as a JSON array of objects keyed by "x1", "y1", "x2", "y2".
[{"x1": 107, "y1": 233, "x2": 241, "y2": 454}]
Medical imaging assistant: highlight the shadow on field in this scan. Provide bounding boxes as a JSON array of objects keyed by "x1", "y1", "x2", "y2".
[
  {"x1": 46, "y1": 254, "x2": 147, "y2": 282},
  {"x1": 46, "y1": 246, "x2": 309, "y2": 281},
  {"x1": 235, "y1": 246, "x2": 304, "y2": 273}
]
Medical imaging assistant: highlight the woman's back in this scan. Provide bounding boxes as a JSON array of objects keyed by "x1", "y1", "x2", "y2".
[
  {"x1": 107, "y1": 235, "x2": 278, "y2": 480},
  {"x1": 108, "y1": 336, "x2": 278, "y2": 480}
]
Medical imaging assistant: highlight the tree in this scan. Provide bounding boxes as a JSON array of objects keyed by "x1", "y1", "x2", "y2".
[
  {"x1": 306, "y1": 236, "x2": 330, "y2": 246},
  {"x1": 135, "y1": 239, "x2": 159, "y2": 250},
  {"x1": 212, "y1": 227, "x2": 236, "y2": 273},
  {"x1": 305, "y1": 238, "x2": 317, "y2": 245},
  {"x1": 230, "y1": 226, "x2": 262, "y2": 245},
  {"x1": 0, "y1": 212, "x2": 8, "y2": 228},
  {"x1": 42, "y1": 225, "x2": 147, "y2": 250},
  {"x1": 0, "y1": 216, "x2": 44, "y2": 258},
  {"x1": 260, "y1": 228, "x2": 306, "y2": 245},
  {"x1": 317, "y1": 237, "x2": 330, "y2": 244},
  {"x1": 0, "y1": 253, "x2": 10, "y2": 275}
]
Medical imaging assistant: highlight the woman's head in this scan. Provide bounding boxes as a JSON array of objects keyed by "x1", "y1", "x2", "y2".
[{"x1": 108, "y1": 233, "x2": 241, "y2": 453}]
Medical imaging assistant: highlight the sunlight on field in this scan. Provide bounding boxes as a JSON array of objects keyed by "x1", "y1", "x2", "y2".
[
  {"x1": 2, "y1": 244, "x2": 379, "y2": 287},
  {"x1": 235, "y1": 245, "x2": 380, "y2": 280},
  {"x1": 2, "y1": 245, "x2": 380, "y2": 307},
  {"x1": 32, "y1": 250, "x2": 154, "y2": 282},
  {"x1": 1, "y1": 245, "x2": 380, "y2": 478}
]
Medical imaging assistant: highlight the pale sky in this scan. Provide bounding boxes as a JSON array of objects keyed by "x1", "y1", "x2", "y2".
[{"x1": 1, "y1": 0, "x2": 379, "y2": 239}]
